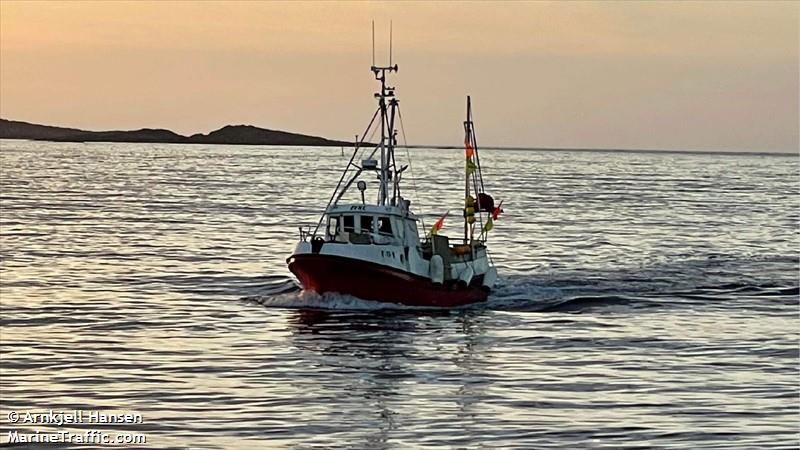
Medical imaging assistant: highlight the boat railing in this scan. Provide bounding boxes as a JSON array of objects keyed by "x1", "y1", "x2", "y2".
[{"x1": 298, "y1": 226, "x2": 313, "y2": 242}]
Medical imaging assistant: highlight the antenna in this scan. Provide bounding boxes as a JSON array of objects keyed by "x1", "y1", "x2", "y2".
[
  {"x1": 389, "y1": 21, "x2": 393, "y2": 66},
  {"x1": 372, "y1": 21, "x2": 375, "y2": 67}
]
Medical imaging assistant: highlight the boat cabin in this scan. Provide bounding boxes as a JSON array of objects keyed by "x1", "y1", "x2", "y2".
[{"x1": 324, "y1": 204, "x2": 419, "y2": 245}]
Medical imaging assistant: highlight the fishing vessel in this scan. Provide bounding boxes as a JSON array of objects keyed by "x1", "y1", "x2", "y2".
[{"x1": 286, "y1": 57, "x2": 503, "y2": 307}]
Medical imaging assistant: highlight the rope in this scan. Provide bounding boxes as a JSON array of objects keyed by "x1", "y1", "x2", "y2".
[
  {"x1": 312, "y1": 107, "x2": 380, "y2": 235},
  {"x1": 396, "y1": 108, "x2": 426, "y2": 233}
]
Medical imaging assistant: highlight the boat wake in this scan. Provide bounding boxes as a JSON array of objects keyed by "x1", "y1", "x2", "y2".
[
  {"x1": 244, "y1": 254, "x2": 797, "y2": 313},
  {"x1": 248, "y1": 289, "x2": 446, "y2": 311}
]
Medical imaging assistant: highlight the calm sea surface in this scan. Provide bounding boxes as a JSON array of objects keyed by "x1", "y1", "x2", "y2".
[{"x1": 0, "y1": 140, "x2": 798, "y2": 449}]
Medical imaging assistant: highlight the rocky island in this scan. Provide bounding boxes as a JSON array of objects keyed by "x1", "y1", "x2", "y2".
[{"x1": 0, "y1": 119, "x2": 354, "y2": 147}]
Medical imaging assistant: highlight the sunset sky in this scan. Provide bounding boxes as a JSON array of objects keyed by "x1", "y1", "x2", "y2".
[{"x1": 1, "y1": 1, "x2": 797, "y2": 152}]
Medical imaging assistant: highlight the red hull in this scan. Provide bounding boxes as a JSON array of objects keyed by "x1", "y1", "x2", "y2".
[{"x1": 287, "y1": 254, "x2": 488, "y2": 307}]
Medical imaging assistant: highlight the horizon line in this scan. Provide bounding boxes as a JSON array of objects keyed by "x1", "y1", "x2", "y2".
[{"x1": 1, "y1": 117, "x2": 796, "y2": 156}]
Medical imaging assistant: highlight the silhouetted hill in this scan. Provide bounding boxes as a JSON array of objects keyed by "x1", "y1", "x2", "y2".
[
  {"x1": 187, "y1": 124, "x2": 348, "y2": 146},
  {"x1": 60, "y1": 128, "x2": 186, "y2": 143},
  {"x1": 0, "y1": 119, "x2": 85, "y2": 141},
  {"x1": 0, "y1": 119, "x2": 352, "y2": 147}
]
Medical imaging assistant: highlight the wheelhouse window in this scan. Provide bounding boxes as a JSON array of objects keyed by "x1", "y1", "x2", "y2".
[
  {"x1": 378, "y1": 216, "x2": 393, "y2": 235},
  {"x1": 327, "y1": 216, "x2": 340, "y2": 237},
  {"x1": 343, "y1": 215, "x2": 355, "y2": 233},
  {"x1": 360, "y1": 215, "x2": 374, "y2": 234}
]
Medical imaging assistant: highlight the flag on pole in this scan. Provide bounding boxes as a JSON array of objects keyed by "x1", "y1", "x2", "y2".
[
  {"x1": 430, "y1": 211, "x2": 449, "y2": 236},
  {"x1": 466, "y1": 159, "x2": 477, "y2": 176},
  {"x1": 482, "y1": 216, "x2": 494, "y2": 233},
  {"x1": 492, "y1": 200, "x2": 504, "y2": 220},
  {"x1": 465, "y1": 137, "x2": 474, "y2": 159}
]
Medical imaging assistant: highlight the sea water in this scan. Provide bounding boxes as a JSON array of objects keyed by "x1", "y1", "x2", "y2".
[{"x1": 1, "y1": 140, "x2": 797, "y2": 448}]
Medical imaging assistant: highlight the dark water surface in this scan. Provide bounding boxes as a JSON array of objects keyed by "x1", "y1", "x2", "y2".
[{"x1": 1, "y1": 140, "x2": 798, "y2": 449}]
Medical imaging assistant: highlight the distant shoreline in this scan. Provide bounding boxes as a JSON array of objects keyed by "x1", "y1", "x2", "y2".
[
  {"x1": 0, "y1": 118, "x2": 355, "y2": 147},
  {"x1": 403, "y1": 144, "x2": 796, "y2": 157},
  {"x1": 0, "y1": 118, "x2": 794, "y2": 156}
]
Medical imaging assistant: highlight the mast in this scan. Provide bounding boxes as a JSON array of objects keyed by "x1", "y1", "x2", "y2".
[
  {"x1": 464, "y1": 96, "x2": 477, "y2": 243},
  {"x1": 464, "y1": 97, "x2": 471, "y2": 243},
  {"x1": 372, "y1": 62, "x2": 399, "y2": 206},
  {"x1": 379, "y1": 80, "x2": 387, "y2": 204},
  {"x1": 312, "y1": 25, "x2": 401, "y2": 235},
  {"x1": 464, "y1": 96, "x2": 485, "y2": 243}
]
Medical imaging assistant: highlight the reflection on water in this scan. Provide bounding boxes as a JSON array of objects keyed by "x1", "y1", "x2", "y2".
[
  {"x1": 290, "y1": 310, "x2": 416, "y2": 449},
  {"x1": 0, "y1": 140, "x2": 797, "y2": 448},
  {"x1": 288, "y1": 310, "x2": 493, "y2": 450}
]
